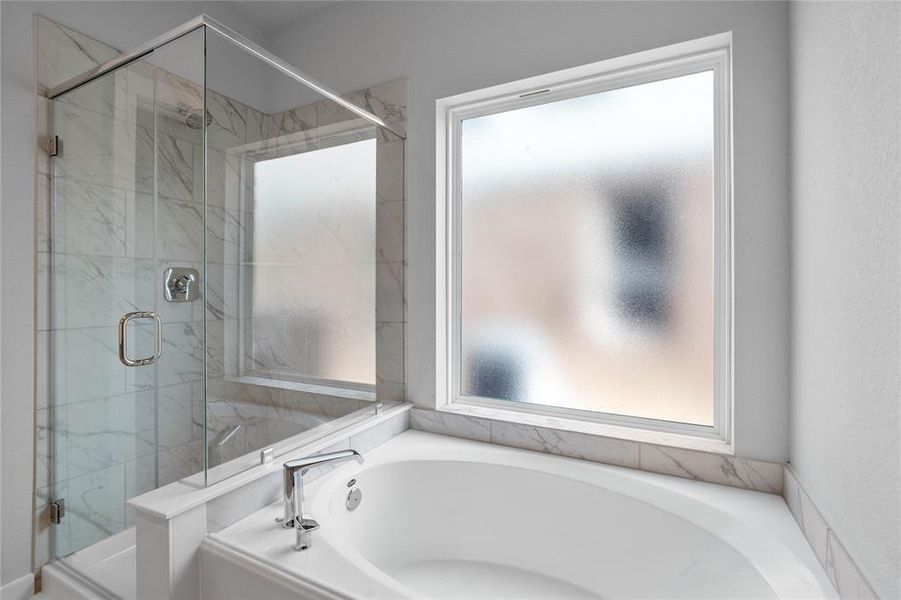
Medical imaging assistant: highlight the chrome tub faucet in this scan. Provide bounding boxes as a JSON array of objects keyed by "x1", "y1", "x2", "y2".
[{"x1": 281, "y1": 449, "x2": 364, "y2": 550}]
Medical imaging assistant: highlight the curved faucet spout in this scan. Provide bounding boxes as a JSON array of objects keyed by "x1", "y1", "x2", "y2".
[
  {"x1": 284, "y1": 449, "x2": 364, "y2": 477},
  {"x1": 281, "y1": 449, "x2": 365, "y2": 544}
]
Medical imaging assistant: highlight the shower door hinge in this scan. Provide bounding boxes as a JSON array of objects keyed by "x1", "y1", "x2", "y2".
[
  {"x1": 48, "y1": 135, "x2": 62, "y2": 157},
  {"x1": 50, "y1": 498, "x2": 65, "y2": 524}
]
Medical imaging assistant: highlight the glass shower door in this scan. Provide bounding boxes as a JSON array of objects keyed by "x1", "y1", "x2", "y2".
[{"x1": 47, "y1": 29, "x2": 205, "y2": 560}]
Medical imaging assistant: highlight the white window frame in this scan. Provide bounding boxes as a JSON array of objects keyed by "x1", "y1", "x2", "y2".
[{"x1": 435, "y1": 32, "x2": 734, "y2": 454}]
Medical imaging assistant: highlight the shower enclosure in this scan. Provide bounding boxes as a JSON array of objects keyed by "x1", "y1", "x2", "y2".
[{"x1": 41, "y1": 15, "x2": 403, "y2": 572}]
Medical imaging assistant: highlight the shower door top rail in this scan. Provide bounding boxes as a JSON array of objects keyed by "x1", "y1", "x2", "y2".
[{"x1": 45, "y1": 14, "x2": 405, "y2": 139}]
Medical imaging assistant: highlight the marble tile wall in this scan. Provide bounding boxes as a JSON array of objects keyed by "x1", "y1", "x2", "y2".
[
  {"x1": 409, "y1": 408, "x2": 784, "y2": 494},
  {"x1": 202, "y1": 79, "x2": 406, "y2": 481},
  {"x1": 253, "y1": 79, "x2": 407, "y2": 404},
  {"x1": 783, "y1": 468, "x2": 879, "y2": 599}
]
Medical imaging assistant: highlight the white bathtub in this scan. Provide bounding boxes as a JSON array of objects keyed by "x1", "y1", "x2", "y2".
[{"x1": 201, "y1": 430, "x2": 836, "y2": 600}]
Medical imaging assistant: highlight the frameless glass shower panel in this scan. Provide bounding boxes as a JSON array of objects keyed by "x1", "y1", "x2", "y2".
[
  {"x1": 47, "y1": 28, "x2": 205, "y2": 560},
  {"x1": 202, "y1": 29, "x2": 400, "y2": 483},
  {"x1": 143, "y1": 30, "x2": 207, "y2": 488}
]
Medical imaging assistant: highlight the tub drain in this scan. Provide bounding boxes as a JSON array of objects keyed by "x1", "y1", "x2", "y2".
[{"x1": 346, "y1": 487, "x2": 363, "y2": 511}]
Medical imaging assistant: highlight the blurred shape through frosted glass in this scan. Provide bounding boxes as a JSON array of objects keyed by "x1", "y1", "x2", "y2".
[
  {"x1": 252, "y1": 138, "x2": 376, "y2": 385},
  {"x1": 460, "y1": 71, "x2": 715, "y2": 426}
]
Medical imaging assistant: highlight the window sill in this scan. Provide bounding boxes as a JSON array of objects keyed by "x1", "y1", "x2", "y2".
[
  {"x1": 437, "y1": 401, "x2": 734, "y2": 455},
  {"x1": 228, "y1": 374, "x2": 377, "y2": 402}
]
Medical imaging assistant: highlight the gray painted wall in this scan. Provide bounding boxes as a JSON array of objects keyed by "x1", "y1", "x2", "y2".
[
  {"x1": 789, "y1": 2, "x2": 901, "y2": 598},
  {"x1": 0, "y1": 1, "x2": 267, "y2": 587},
  {"x1": 268, "y1": 1, "x2": 792, "y2": 461}
]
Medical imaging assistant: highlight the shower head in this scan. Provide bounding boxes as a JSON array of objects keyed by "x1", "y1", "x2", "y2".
[{"x1": 185, "y1": 110, "x2": 212, "y2": 130}]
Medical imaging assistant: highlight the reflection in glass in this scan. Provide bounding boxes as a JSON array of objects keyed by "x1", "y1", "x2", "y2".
[{"x1": 460, "y1": 71, "x2": 715, "y2": 426}]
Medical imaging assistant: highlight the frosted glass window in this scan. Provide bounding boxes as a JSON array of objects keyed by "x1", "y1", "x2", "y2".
[
  {"x1": 252, "y1": 139, "x2": 376, "y2": 385},
  {"x1": 459, "y1": 71, "x2": 716, "y2": 426}
]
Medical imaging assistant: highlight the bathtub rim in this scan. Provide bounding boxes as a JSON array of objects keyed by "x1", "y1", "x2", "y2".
[
  {"x1": 308, "y1": 432, "x2": 823, "y2": 599},
  {"x1": 208, "y1": 430, "x2": 836, "y2": 600}
]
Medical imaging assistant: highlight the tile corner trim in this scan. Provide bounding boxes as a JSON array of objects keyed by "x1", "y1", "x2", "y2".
[{"x1": 783, "y1": 467, "x2": 880, "y2": 600}]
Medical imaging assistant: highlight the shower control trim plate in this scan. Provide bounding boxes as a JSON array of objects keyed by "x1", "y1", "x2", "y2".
[{"x1": 164, "y1": 267, "x2": 200, "y2": 302}]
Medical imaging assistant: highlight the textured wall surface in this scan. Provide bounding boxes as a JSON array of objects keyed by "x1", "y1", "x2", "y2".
[{"x1": 790, "y1": 2, "x2": 901, "y2": 598}]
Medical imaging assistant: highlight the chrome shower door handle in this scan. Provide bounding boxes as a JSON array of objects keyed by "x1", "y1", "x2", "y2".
[{"x1": 118, "y1": 311, "x2": 162, "y2": 367}]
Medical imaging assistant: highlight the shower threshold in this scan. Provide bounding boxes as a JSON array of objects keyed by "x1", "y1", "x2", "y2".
[{"x1": 40, "y1": 528, "x2": 136, "y2": 600}]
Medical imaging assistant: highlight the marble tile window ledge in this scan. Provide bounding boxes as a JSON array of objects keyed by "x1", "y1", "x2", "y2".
[
  {"x1": 437, "y1": 402, "x2": 733, "y2": 455},
  {"x1": 227, "y1": 374, "x2": 376, "y2": 402},
  {"x1": 414, "y1": 407, "x2": 784, "y2": 495}
]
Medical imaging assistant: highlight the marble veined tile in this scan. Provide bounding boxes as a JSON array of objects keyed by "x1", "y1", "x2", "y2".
[
  {"x1": 206, "y1": 205, "x2": 247, "y2": 265},
  {"x1": 63, "y1": 254, "x2": 154, "y2": 329},
  {"x1": 156, "y1": 197, "x2": 204, "y2": 262},
  {"x1": 207, "y1": 90, "x2": 247, "y2": 152},
  {"x1": 65, "y1": 391, "x2": 155, "y2": 480},
  {"x1": 245, "y1": 105, "x2": 267, "y2": 145},
  {"x1": 203, "y1": 262, "x2": 241, "y2": 322},
  {"x1": 353, "y1": 79, "x2": 407, "y2": 138},
  {"x1": 36, "y1": 16, "x2": 119, "y2": 92},
  {"x1": 58, "y1": 327, "x2": 127, "y2": 404},
  {"x1": 639, "y1": 444, "x2": 783, "y2": 494},
  {"x1": 349, "y1": 410, "x2": 409, "y2": 454},
  {"x1": 825, "y1": 529, "x2": 878, "y2": 599},
  {"x1": 157, "y1": 321, "x2": 206, "y2": 387},
  {"x1": 125, "y1": 453, "x2": 156, "y2": 527},
  {"x1": 157, "y1": 383, "x2": 196, "y2": 449},
  {"x1": 376, "y1": 261, "x2": 404, "y2": 323},
  {"x1": 376, "y1": 321, "x2": 404, "y2": 384},
  {"x1": 56, "y1": 178, "x2": 128, "y2": 257},
  {"x1": 61, "y1": 464, "x2": 127, "y2": 556},
  {"x1": 155, "y1": 132, "x2": 197, "y2": 202},
  {"x1": 783, "y1": 467, "x2": 829, "y2": 564},
  {"x1": 206, "y1": 149, "x2": 249, "y2": 211},
  {"x1": 52, "y1": 105, "x2": 140, "y2": 193},
  {"x1": 125, "y1": 192, "x2": 155, "y2": 259},
  {"x1": 37, "y1": 252, "x2": 64, "y2": 331},
  {"x1": 490, "y1": 420, "x2": 640, "y2": 468},
  {"x1": 158, "y1": 440, "x2": 204, "y2": 486},
  {"x1": 35, "y1": 406, "x2": 68, "y2": 489},
  {"x1": 410, "y1": 408, "x2": 491, "y2": 442},
  {"x1": 377, "y1": 200, "x2": 404, "y2": 263},
  {"x1": 377, "y1": 139, "x2": 405, "y2": 203},
  {"x1": 53, "y1": 67, "x2": 130, "y2": 122},
  {"x1": 783, "y1": 466, "x2": 881, "y2": 600},
  {"x1": 151, "y1": 67, "x2": 203, "y2": 124},
  {"x1": 267, "y1": 103, "x2": 316, "y2": 139},
  {"x1": 377, "y1": 380, "x2": 405, "y2": 403}
]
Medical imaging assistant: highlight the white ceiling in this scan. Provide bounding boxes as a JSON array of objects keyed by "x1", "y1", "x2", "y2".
[{"x1": 230, "y1": 1, "x2": 336, "y2": 33}]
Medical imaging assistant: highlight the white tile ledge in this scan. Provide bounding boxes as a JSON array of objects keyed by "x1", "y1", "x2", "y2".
[
  {"x1": 226, "y1": 374, "x2": 376, "y2": 402},
  {"x1": 128, "y1": 403, "x2": 411, "y2": 521},
  {"x1": 783, "y1": 467, "x2": 879, "y2": 599},
  {"x1": 417, "y1": 407, "x2": 783, "y2": 494},
  {"x1": 437, "y1": 402, "x2": 733, "y2": 454}
]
